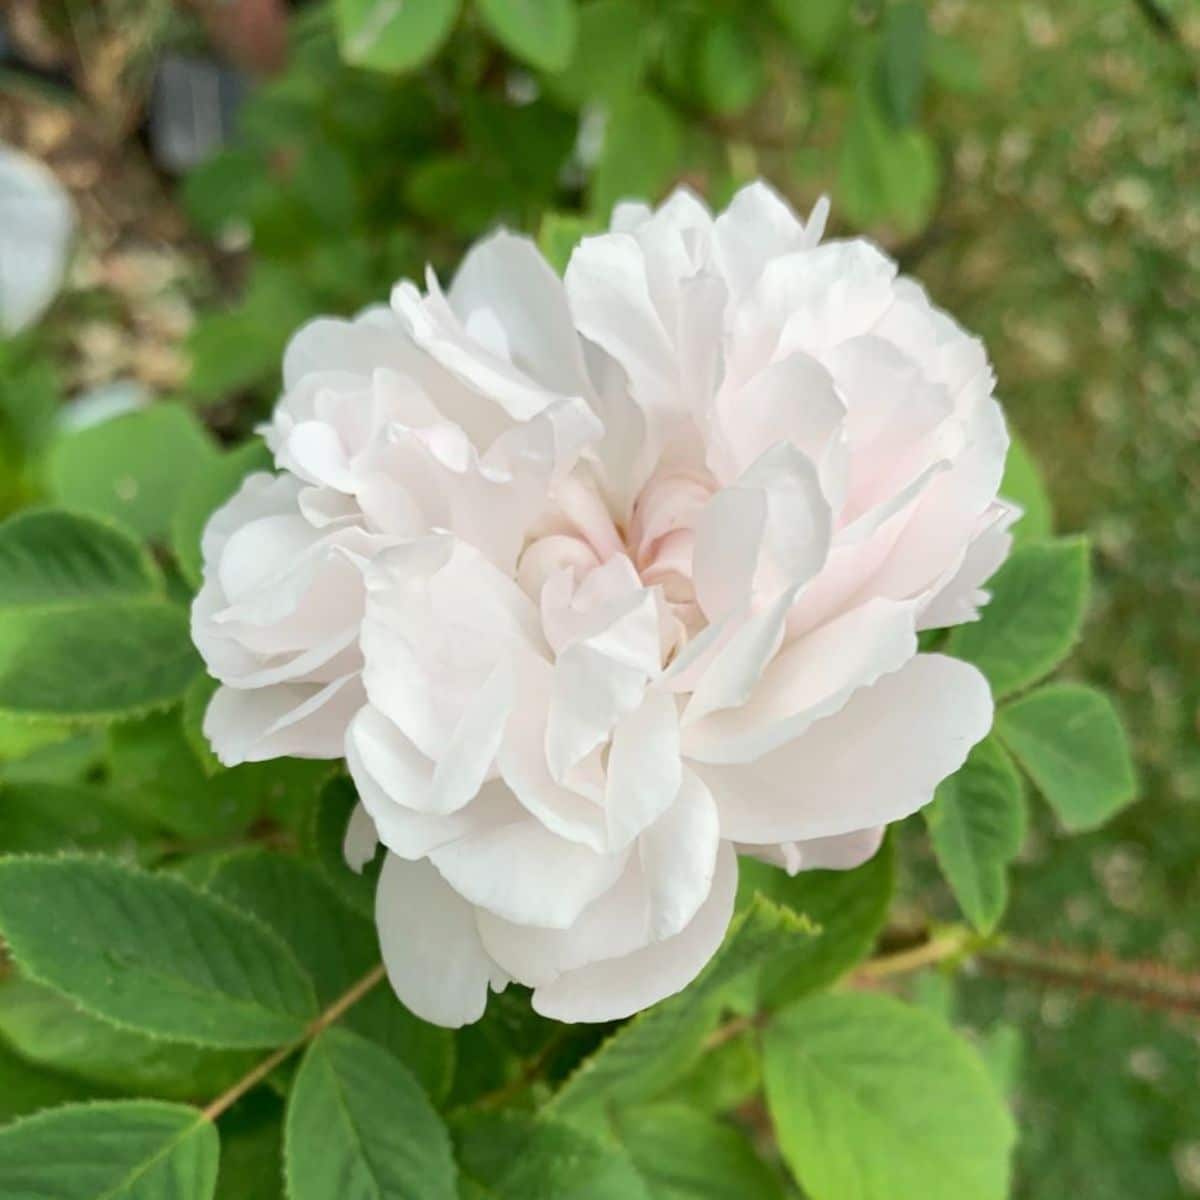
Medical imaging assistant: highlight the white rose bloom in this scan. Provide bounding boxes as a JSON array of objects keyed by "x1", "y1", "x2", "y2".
[{"x1": 196, "y1": 181, "x2": 1010, "y2": 1027}]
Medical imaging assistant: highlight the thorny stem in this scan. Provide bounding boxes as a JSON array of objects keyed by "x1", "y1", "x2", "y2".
[
  {"x1": 470, "y1": 1025, "x2": 574, "y2": 1112},
  {"x1": 201, "y1": 962, "x2": 386, "y2": 1123},
  {"x1": 979, "y1": 939, "x2": 1200, "y2": 1018}
]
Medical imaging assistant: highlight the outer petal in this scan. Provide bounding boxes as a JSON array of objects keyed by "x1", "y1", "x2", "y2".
[
  {"x1": 739, "y1": 826, "x2": 884, "y2": 875},
  {"x1": 430, "y1": 813, "x2": 629, "y2": 930},
  {"x1": 638, "y1": 769, "x2": 721, "y2": 939},
  {"x1": 917, "y1": 500, "x2": 1018, "y2": 631},
  {"x1": 448, "y1": 230, "x2": 594, "y2": 402},
  {"x1": 682, "y1": 597, "x2": 919, "y2": 763},
  {"x1": 697, "y1": 654, "x2": 993, "y2": 843},
  {"x1": 376, "y1": 854, "x2": 496, "y2": 1028},
  {"x1": 345, "y1": 712, "x2": 493, "y2": 859},
  {"x1": 203, "y1": 676, "x2": 362, "y2": 766},
  {"x1": 530, "y1": 841, "x2": 738, "y2": 1022},
  {"x1": 712, "y1": 180, "x2": 825, "y2": 297}
]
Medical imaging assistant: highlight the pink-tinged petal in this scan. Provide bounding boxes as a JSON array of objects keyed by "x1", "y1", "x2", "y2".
[
  {"x1": 638, "y1": 770, "x2": 720, "y2": 939},
  {"x1": 393, "y1": 262, "x2": 576, "y2": 425},
  {"x1": 866, "y1": 397, "x2": 1008, "y2": 604},
  {"x1": 708, "y1": 352, "x2": 847, "y2": 495},
  {"x1": 376, "y1": 854, "x2": 496, "y2": 1028},
  {"x1": 825, "y1": 335, "x2": 951, "y2": 521},
  {"x1": 697, "y1": 654, "x2": 993, "y2": 843},
  {"x1": 343, "y1": 803, "x2": 379, "y2": 874},
  {"x1": 204, "y1": 675, "x2": 363, "y2": 767},
  {"x1": 728, "y1": 240, "x2": 897, "y2": 385},
  {"x1": 474, "y1": 859, "x2": 650, "y2": 989},
  {"x1": 693, "y1": 442, "x2": 832, "y2": 625},
  {"x1": 566, "y1": 232, "x2": 676, "y2": 406},
  {"x1": 345, "y1": 710, "x2": 494, "y2": 859},
  {"x1": 429, "y1": 812, "x2": 629, "y2": 929},
  {"x1": 361, "y1": 538, "x2": 544, "y2": 761},
  {"x1": 350, "y1": 662, "x2": 509, "y2": 817},
  {"x1": 499, "y1": 658, "x2": 609, "y2": 852},
  {"x1": 691, "y1": 485, "x2": 765, "y2": 620},
  {"x1": 739, "y1": 825, "x2": 884, "y2": 875},
  {"x1": 918, "y1": 500, "x2": 1019, "y2": 631},
  {"x1": 713, "y1": 180, "x2": 806, "y2": 296},
  {"x1": 605, "y1": 688, "x2": 683, "y2": 851},
  {"x1": 681, "y1": 589, "x2": 794, "y2": 725},
  {"x1": 530, "y1": 841, "x2": 737, "y2": 1022},
  {"x1": 683, "y1": 597, "x2": 918, "y2": 763},
  {"x1": 449, "y1": 230, "x2": 593, "y2": 401}
]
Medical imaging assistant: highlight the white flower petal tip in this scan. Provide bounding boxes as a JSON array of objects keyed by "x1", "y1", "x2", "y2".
[
  {"x1": 191, "y1": 180, "x2": 1011, "y2": 1026},
  {"x1": 0, "y1": 146, "x2": 75, "y2": 335}
]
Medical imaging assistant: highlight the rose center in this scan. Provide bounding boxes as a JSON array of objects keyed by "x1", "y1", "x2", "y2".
[{"x1": 516, "y1": 471, "x2": 715, "y2": 638}]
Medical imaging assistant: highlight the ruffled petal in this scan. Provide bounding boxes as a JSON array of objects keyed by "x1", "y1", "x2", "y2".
[
  {"x1": 376, "y1": 854, "x2": 496, "y2": 1027},
  {"x1": 697, "y1": 654, "x2": 993, "y2": 843},
  {"x1": 530, "y1": 841, "x2": 737, "y2": 1022}
]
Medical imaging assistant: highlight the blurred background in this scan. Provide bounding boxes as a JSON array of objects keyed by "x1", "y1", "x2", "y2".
[{"x1": 0, "y1": 0, "x2": 1197, "y2": 1194}]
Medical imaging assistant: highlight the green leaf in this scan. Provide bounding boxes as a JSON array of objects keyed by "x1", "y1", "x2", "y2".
[
  {"x1": 698, "y1": 18, "x2": 765, "y2": 117},
  {"x1": 107, "y1": 710, "x2": 256, "y2": 839},
  {"x1": 0, "y1": 712, "x2": 78, "y2": 763},
  {"x1": 0, "y1": 1041, "x2": 95, "y2": 1123},
  {"x1": 537, "y1": 212, "x2": 601, "y2": 276},
  {"x1": 996, "y1": 683, "x2": 1137, "y2": 831},
  {"x1": 106, "y1": 711, "x2": 330, "y2": 839},
  {"x1": 285, "y1": 1028, "x2": 456, "y2": 1200},
  {"x1": 742, "y1": 834, "x2": 895, "y2": 1009},
  {"x1": 878, "y1": 1, "x2": 928, "y2": 127},
  {"x1": 542, "y1": 0, "x2": 649, "y2": 105},
  {"x1": 0, "y1": 856, "x2": 318, "y2": 1047},
  {"x1": 978, "y1": 1023, "x2": 1023, "y2": 1099},
  {"x1": 652, "y1": 1026, "x2": 760, "y2": 1115},
  {"x1": 0, "y1": 601, "x2": 200, "y2": 721},
  {"x1": 0, "y1": 509, "x2": 162, "y2": 610},
  {"x1": 454, "y1": 1110, "x2": 650, "y2": 1200},
  {"x1": 770, "y1": 0, "x2": 851, "y2": 63},
  {"x1": 838, "y1": 90, "x2": 940, "y2": 236},
  {"x1": 924, "y1": 737, "x2": 1027, "y2": 933},
  {"x1": 946, "y1": 536, "x2": 1090, "y2": 699},
  {"x1": 182, "y1": 674, "x2": 223, "y2": 776},
  {"x1": 0, "y1": 977, "x2": 257, "y2": 1101},
  {"x1": 0, "y1": 779, "x2": 154, "y2": 855},
  {"x1": 925, "y1": 33, "x2": 983, "y2": 94},
  {"x1": 0, "y1": 1100, "x2": 218, "y2": 1199},
  {"x1": 477, "y1": 0, "x2": 578, "y2": 72},
  {"x1": 335, "y1": 0, "x2": 460, "y2": 72},
  {"x1": 0, "y1": 342, "x2": 59, "y2": 473},
  {"x1": 214, "y1": 1096, "x2": 282, "y2": 1200},
  {"x1": 309, "y1": 774, "x2": 380, "y2": 920},
  {"x1": 764, "y1": 993, "x2": 1015, "y2": 1200},
  {"x1": 614, "y1": 1104, "x2": 786, "y2": 1199},
  {"x1": 208, "y1": 850, "x2": 453, "y2": 1100},
  {"x1": 183, "y1": 148, "x2": 271, "y2": 238},
  {"x1": 404, "y1": 156, "x2": 519, "y2": 238},
  {"x1": 46, "y1": 405, "x2": 220, "y2": 541},
  {"x1": 214, "y1": 1090, "x2": 283, "y2": 1200},
  {"x1": 592, "y1": 92, "x2": 683, "y2": 220},
  {"x1": 172, "y1": 441, "x2": 273, "y2": 590},
  {"x1": 186, "y1": 267, "x2": 314, "y2": 405},
  {"x1": 549, "y1": 895, "x2": 813, "y2": 1122},
  {"x1": 1000, "y1": 432, "x2": 1053, "y2": 545}
]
